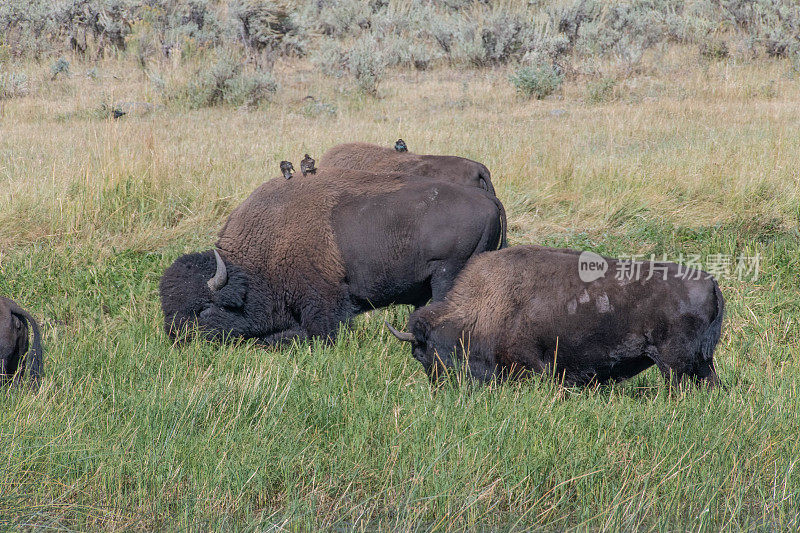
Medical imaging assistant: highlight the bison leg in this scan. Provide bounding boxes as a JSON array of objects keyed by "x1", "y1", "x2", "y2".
[
  {"x1": 255, "y1": 305, "x2": 343, "y2": 348},
  {"x1": 648, "y1": 337, "x2": 693, "y2": 389},
  {"x1": 257, "y1": 327, "x2": 313, "y2": 348},
  {"x1": 689, "y1": 358, "x2": 719, "y2": 389},
  {"x1": 429, "y1": 261, "x2": 462, "y2": 302},
  {"x1": 8, "y1": 322, "x2": 27, "y2": 387},
  {"x1": 654, "y1": 334, "x2": 719, "y2": 390},
  {"x1": 2, "y1": 350, "x2": 19, "y2": 386},
  {"x1": 298, "y1": 296, "x2": 350, "y2": 343}
]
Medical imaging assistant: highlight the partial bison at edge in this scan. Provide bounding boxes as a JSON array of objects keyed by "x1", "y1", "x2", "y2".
[
  {"x1": 387, "y1": 246, "x2": 725, "y2": 388},
  {"x1": 319, "y1": 142, "x2": 497, "y2": 196},
  {"x1": 0, "y1": 297, "x2": 43, "y2": 389},
  {"x1": 160, "y1": 169, "x2": 507, "y2": 346}
]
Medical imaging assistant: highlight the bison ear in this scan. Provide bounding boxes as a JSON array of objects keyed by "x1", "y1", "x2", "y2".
[{"x1": 213, "y1": 275, "x2": 247, "y2": 309}]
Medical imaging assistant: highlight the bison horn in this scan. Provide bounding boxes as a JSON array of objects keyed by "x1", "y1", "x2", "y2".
[
  {"x1": 207, "y1": 249, "x2": 228, "y2": 291},
  {"x1": 385, "y1": 321, "x2": 414, "y2": 343}
]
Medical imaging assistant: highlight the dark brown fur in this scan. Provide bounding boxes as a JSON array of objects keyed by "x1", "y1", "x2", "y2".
[
  {"x1": 392, "y1": 246, "x2": 724, "y2": 388},
  {"x1": 319, "y1": 142, "x2": 496, "y2": 195},
  {"x1": 161, "y1": 169, "x2": 507, "y2": 345},
  {"x1": 319, "y1": 143, "x2": 506, "y2": 248}
]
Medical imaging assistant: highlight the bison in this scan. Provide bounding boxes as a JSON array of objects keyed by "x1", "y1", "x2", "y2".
[
  {"x1": 387, "y1": 246, "x2": 725, "y2": 388},
  {"x1": 160, "y1": 169, "x2": 507, "y2": 346},
  {"x1": 1, "y1": 297, "x2": 43, "y2": 389},
  {"x1": 319, "y1": 142, "x2": 496, "y2": 195}
]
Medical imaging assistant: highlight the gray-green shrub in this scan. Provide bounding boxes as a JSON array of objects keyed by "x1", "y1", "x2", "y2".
[
  {"x1": 170, "y1": 50, "x2": 277, "y2": 108},
  {"x1": 230, "y1": 0, "x2": 306, "y2": 66},
  {"x1": 700, "y1": 37, "x2": 730, "y2": 60},
  {"x1": 509, "y1": 63, "x2": 564, "y2": 99},
  {"x1": 50, "y1": 57, "x2": 69, "y2": 79},
  {"x1": 345, "y1": 34, "x2": 386, "y2": 95},
  {"x1": 0, "y1": 68, "x2": 29, "y2": 98},
  {"x1": 313, "y1": 33, "x2": 387, "y2": 95},
  {"x1": 586, "y1": 76, "x2": 618, "y2": 103},
  {"x1": 0, "y1": 0, "x2": 799, "y2": 69}
]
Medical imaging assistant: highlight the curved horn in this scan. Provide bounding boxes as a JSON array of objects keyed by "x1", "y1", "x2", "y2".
[
  {"x1": 207, "y1": 250, "x2": 228, "y2": 291},
  {"x1": 385, "y1": 321, "x2": 414, "y2": 343}
]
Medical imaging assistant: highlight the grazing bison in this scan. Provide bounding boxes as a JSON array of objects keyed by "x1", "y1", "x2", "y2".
[
  {"x1": 160, "y1": 169, "x2": 507, "y2": 346},
  {"x1": 0, "y1": 297, "x2": 43, "y2": 389},
  {"x1": 319, "y1": 142, "x2": 496, "y2": 195},
  {"x1": 387, "y1": 246, "x2": 725, "y2": 388}
]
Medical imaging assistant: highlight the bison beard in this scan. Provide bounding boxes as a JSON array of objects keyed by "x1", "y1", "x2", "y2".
[
  {"x1": 160, "y1": 169, "x2": 507, "y2": 347},
  {"x1": 388, "y1": 246, "x2": 725, "y2": 389},
  {"x1": 0, "y1": 297, "x2": 43, "y2": 389}
]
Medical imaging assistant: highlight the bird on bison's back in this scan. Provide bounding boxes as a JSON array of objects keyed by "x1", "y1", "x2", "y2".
[
  {"x1": 300, "y1": 154, "x2": 316, "y2": 176},
  {"x1": 387, "y1": 245, "x2": 725, "y2": 390},
  {"x1": 159, "y1": 168, "x2": 508, "y2": 347},
  {"x1": 394, "y1": 139, "x2": 408, "y2": 152},
  {"x1": 280, "y1": 160, "x2": 294, "y2": 179},
  {"x1": 0, "y1": 297, "x2": 43, "y2": 389}
]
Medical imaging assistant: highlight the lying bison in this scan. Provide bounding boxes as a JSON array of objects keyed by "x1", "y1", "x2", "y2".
[
  {"x1": 1, "y1": 297, "x2": 43, "y2": 389},
  {"x1": 319, "y1": 142, "x2": 496, "y2": 195},
  {"x1": 387, "y1": 246, "x2": 725, "y2": 388},
  {"x1": 160, "y1": 169, "x2": 507, "y2": 346}
]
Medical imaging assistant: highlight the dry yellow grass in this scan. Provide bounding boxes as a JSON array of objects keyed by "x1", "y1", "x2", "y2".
[{"x1": 2, "y1": 47, "x2": 798, "y2": 252}]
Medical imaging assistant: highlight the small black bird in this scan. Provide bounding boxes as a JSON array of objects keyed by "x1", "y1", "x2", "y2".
[
  {"x1": 394, "y1": 139, "x2": 408, "y2": 152},
  {"x1": 112, "y1": 108, "x2": 126, "y2": 119},
  {"x1": 300, "y1": 154, "x2": 316, "y2": 176},
  {"x1": 280, "y1": 160, "x2": 295, "y2": 180}
]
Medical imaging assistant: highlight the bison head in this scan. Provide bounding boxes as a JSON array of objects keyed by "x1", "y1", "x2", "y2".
[
  {"x1": 386, "y1": 316, "x2": 460, "y2": 384},
  {"x1": 387, "y1": 310, "x2": 501, "y2": 384},
  {"x1": 160, "y1": 250, "x2": 254, "y2": 342}
]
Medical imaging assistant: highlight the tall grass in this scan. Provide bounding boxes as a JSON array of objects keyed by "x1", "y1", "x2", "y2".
[{"x1": 1, "y1": 48, "x2": 799, "y2": 530}]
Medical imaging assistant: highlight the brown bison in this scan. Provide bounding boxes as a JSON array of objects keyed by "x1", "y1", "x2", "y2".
[
  {"x1": 319, "y1": 142, "x2": 496, "y2": 195},
  {"x1": 160, "y1": 169, "x2": 507, "y2": 346},
  {"x1": 387, "y1": 246, "x2": 725, "y2": 388},
  {"x1": 1, "y1": 297, "x2": 43, "y2": 389}
]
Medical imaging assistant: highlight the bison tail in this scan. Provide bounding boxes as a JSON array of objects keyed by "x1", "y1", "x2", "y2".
[
  {"x1": 491, "y1": 195, "x2": 508, "y2": 250},
  {"x1": 9, "y1": 303, "x2": 43, "y2": 389},
  {"x1": 701, "y1": 279, "x2": 725, "y2": 361}
]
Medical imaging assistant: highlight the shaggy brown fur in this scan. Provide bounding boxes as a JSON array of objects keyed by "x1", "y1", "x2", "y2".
[
  {"x1": 161, "y1": 168, "x2": 507, "y2": 345},
  {"x1": 390, "y1": 246, "x2": 724, "y2": 388},
  {"x1": 319, "y1": 142, "x2": 496, "y2": 195}
]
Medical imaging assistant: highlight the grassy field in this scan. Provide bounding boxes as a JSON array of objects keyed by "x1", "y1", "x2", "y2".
[{"x1": 1, "y1": 48, "x2": 800, "y2": 530}]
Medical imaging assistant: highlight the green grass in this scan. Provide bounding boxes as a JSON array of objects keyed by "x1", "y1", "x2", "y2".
[
  {"x1": 2, "y1": 222, "x2": 798, "y2": 530},
  {"x1": 1, "y1": 51, "x2": 800, "y2": 530}
]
